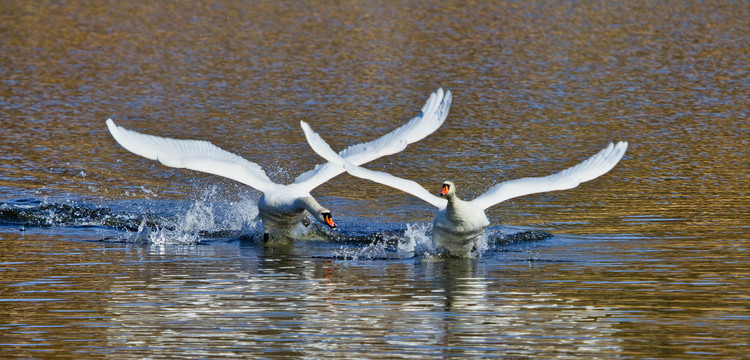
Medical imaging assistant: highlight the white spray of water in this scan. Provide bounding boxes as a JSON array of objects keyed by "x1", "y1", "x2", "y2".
[
  {"x1": 400, "y1": 222, "x2": 488, "y2": 258},
  {"x1": 183, "y1": 187, "x2": 259, "y2": 231},
  {"x1": 128, "y1": 186, "x2": 261, "y2": 245},
  {"x1": 331, "y1": 221, "x2": 494, "y2": 260},
  {"x1": 148, "y1": 226, "x2": 201, "y2": 245},
  {"x1": 401, "y1": 222, "x2": 490, "y2": 258},
  {"x1": 334, "y1": 240, "x2": 390, "y2": 260},
  {"x1": 473, "y1": 232, "x2": 489, "y2": 258},
  {"x1": 140, "y1": 186, "x2": 157, "y2": 199},
  {"x1": 399, "y1": 222, "x2": 436, "y2": 255},
  {"x1": 123, "y1": 217, "x2": 199, "y2": 245}
]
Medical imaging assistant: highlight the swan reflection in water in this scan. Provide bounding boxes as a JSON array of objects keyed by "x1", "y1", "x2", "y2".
[{"x1": 100, "y1": 249, "x2": 621, "y2": 357}]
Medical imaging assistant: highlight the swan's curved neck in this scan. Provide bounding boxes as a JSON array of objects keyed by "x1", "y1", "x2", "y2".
[
  {"x1": 295, "y1": 196, "x2": 329, "y2": 223},
  {"x1": 443, "y1": 193, "x2": 472, "y2": 221},
  {"x1": 444, "y1": 192, "x2": 462, "y2": 204}
]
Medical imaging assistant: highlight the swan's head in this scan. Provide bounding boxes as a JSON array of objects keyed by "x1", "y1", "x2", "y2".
[
  {"x1": 297, "y1": 196, "x2": 337, "y2": 230},
  {"x1": 321, "y1": 211, "x2": 337, "y2": 230},
  {"x1": 439, "y1": 181, "x2": 456, "y2": 198}
]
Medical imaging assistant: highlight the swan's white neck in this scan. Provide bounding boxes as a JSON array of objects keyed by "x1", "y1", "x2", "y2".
[
  {"x1": 295, "y1": 196, "x2": 330, "y2": 224},
  {"x1": 443, "y1": 192, "x2": 459, "y2": 203},
  {"x1": 441, "y1": 188, "x2": 464, "y2": 211},
  {"x1": 444, "y1": 194, "x2": 471, "y2": 220}
]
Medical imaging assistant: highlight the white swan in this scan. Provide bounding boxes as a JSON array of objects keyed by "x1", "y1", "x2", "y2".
[
  {"x1": 106, "y1": 88, "x2": 452, "y2": 242},
  {"x1": 301, "y1": 121, "x2": 628, "y2": 257}
]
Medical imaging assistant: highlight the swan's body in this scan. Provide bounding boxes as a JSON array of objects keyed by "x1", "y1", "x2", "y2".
[
  {"x1": 432, "y1": 185, "x2": 490, "y2": 255},
  {"x1": 301, "y1": 121, "x2": 628, "y2": 257},
  {"x1": 256, "y1": 194, "x2": 330, "y2": 239},
  {"x1": 106, "y1": 88, "x2": 452, "y2": 242}
]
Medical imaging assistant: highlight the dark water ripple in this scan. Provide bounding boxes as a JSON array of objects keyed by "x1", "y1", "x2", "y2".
[{"x1": 1, "y1": 0, "x2": 748, "y2": 358}]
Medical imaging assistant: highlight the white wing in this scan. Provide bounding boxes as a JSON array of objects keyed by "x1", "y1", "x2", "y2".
[
  {"x1": 293, "y1": 88, "x2": 452, "y2": 190},
  {"x1": 106, "y1": 119, "x2": 280, "y2": 193},
  {"x1": 301, "y1": 120, "x2": 447, "y2": 209},
  {"x1": 469, "y1": 141, "x2": 628, "y2": 210}
]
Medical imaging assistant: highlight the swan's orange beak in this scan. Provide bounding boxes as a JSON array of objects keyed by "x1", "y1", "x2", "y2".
[
  {"x1": 440, "y1": 184, "x2": 450, "y2": 196},
  {"x1": 323, "y1": 213, "x2": 337, "y2": 229}
]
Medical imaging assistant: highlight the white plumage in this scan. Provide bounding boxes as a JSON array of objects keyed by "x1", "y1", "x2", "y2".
[
  {"x1": 107, "y1": 88, "x2": 452, "y2": 241},
  {"x1": 301, "y1": 120, "x2": 628, "y2": 257}
]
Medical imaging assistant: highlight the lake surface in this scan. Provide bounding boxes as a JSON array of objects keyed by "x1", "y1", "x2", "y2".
[{"x1": 1, "y1": 1, "x2": 748, "y2": 358}]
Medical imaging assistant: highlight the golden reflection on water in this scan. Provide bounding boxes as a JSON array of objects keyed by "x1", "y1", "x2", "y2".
[
  {"x1": 1, "y1": 0, "x2": 748, "y2": 358},
  {"x1": 2, "y1": 232, "x2": 745, "y2": 357}
]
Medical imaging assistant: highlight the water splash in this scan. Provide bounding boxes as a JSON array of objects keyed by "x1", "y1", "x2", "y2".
[
  {"x1": 0, "y1": 194, "x2": 552, "y2": 252},
  {"x1": 399, "y1": 222, "x2": 436, "y2": 255},
  {"x1": 139, "y1": 186, "x2": 157, "y2": 199},
  {"x1": 332, "y1": 223, "x2": 438, "y2": 260},
  {"x1": 133, "y1": 187, "x2": 261, "y2": 245},
  {"x1": 333, "y1": 239, "x2": 391, "y2": 260},
  {"x1": 0, "y1": 186, "x2": 263, "y2": 245},
  {"x1": 328, "y1": 223, "x2": 553, "y2": 260},
  {"x1": 399, "y1": 223, "x2": 493, "y2": 259},
  {"x1": 146, "y1": 226, "x2": 201, "y2": 245}
]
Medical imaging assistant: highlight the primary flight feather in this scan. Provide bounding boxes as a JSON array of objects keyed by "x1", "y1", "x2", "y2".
[
  {"x1": 107, "y1": 88, "x2": 452, "y2": 242},
  {"x1": 301, "y1": 119, "x2": 627, "y2": 257}
]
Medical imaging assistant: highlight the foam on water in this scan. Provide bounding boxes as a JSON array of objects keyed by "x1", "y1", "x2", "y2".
[
  {"x1": 399, "y1": 222, "x2": 435, "y2": 254},
  {"x1": 177, "y1": 186, "x2": 260, "y2": 234},
  {"x1": 332, "y1": 222, "x2": 496, "y2": 260},
  {"x1": 0, "y1": 185, "x2": 264, "y2": 245},
  {"x1": 0, "y1": 188, "x2": 552, "y2": 254},
  {"x1": 333, "y1": 238, "x2": 392, "y2": 260},
  {"x1": 127, "y1": 219, "x2": 200, "y2": 245},
  {"x1": 134, "y1": 187, "x2": 261, "y2": 245}
]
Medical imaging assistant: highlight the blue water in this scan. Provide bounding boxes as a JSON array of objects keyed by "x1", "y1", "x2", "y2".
[{"x1": 1, "y1": 1, "x2": 748, "y2": 358}]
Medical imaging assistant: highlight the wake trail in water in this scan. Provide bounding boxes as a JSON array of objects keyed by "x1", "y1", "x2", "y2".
[
  {"x1": 329, "y1": 222, "x2": 552, "y2": 260},
  {"x1": 0, "y1": 187, "x2": 263, "y2": 245},
  {"x1": 0, "y1": 185, "x2": 552, "y2": 255}
]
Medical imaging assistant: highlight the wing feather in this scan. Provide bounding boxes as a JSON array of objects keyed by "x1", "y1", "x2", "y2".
[
  {"x1": 106, "y1": 119, "x2": 278, "y2": 193},
  {"x1": 469, "y1": 142, "x2": 628, "y2": 210},
  {"x1": 293, "y1": 88, "x2": 452, "y2": 190},
  {"x1": 301, "y1": 120, "x2": 446, "y2": 208}
]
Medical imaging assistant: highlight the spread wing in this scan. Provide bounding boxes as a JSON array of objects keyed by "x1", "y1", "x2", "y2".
[
  {"x1": 469, "y1": 141, "x2": 628, "y2": 210},
  {"x1": 106, "y1": 119, "x2": 279, "y2": 193},
  {"x1": 301, "y1": 120, "x2": 447, "y2": 209},
  {"x1": 293, "y1": 88, "x2": 452, "y2": 191}
]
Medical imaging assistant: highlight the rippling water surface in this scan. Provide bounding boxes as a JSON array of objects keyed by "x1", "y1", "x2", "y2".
[{"x1": 1, "y1": 1, "x2": 748, "y2": 358}]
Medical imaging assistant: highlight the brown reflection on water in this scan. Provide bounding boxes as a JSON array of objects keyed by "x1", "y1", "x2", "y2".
[
  {"x1": 2, "y1": 1, "x2": 746, "y2": 222},
  {"x1": 1, "y1": 232, "x2": 746, "y2": 358},
  {"x1": 1, "y1": 1, "x2": 748, "y2": 357}
]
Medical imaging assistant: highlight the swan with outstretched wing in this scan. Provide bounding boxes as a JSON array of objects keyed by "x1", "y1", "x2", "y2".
[
  {"x1": 106, "y1": 88, "x2": 452, "y2": 242},
  {"x1": 301, "y1": 120, "x2": 627, "y2": 257}
]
